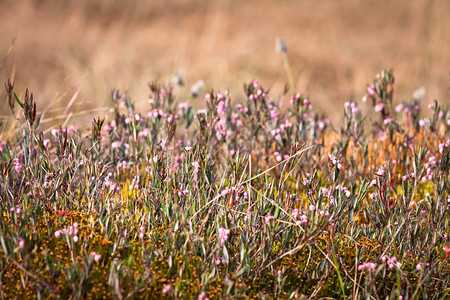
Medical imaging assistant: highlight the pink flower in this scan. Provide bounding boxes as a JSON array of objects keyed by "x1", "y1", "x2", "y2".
[
  {"x1": 358, "y1": 262, "x2": 377, "y2": 271},
  {"x1": 138, "y1": 128, "x2": 150, "y2": 137},
  {"x1": 443, "y1": 246, "x2": 450, "y2": 255},
  {"x1": 111, "y1": 141, "x2": 122, "y2": 149},
  {"x1": 383, "y1": 118, "x2": 393, "y2": 125},
  {"x1": 217, "y1": 101, "x2": 227, "y2": 116},
  {"x1": 218, "y1": 227, "x2": 230, "y2": 245},
  {"x1": 18, "y1": 239, "x2": 25, "y2": 249},
  {"x1": 265, "y1": 213, "x2": 273, "y2": 225},
  {"x1": 244, "y1": 211, "x2": 251, "y2": 222},
  {"x1": 270, "y1": 110, "x2": 278, "y2": 120},
  {"x1": 12, "y1": 158, "x2": 23, "y2": 173},
  {"x1": 309, "y1": 205, "x2": 315, "y2": 212},
  {"x1": 374, "y1": 102, "x2": 384, "y2": 112},
  {"x1": 376, "y1": 166, "x2": 385, "y2": 176},
  {"x1": 162, "y1": 285, "x2": 171, "y2": 294},
  {"x1": 198, "y1": 291, "x2": 209, "y2": 300},
  {"x1": 92, "y1": 251, "x2": 102, "y2": 262},
  {"x1": 367, "y1": 85, "x2": 375, "y2": 96}
]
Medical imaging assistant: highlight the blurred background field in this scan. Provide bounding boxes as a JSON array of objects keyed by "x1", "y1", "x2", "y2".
[{"x1": 0, "y1": 0, "x2": 449, "y2": 125}]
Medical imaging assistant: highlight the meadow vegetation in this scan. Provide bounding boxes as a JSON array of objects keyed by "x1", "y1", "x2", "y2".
[{"x1": 0, "y1": 69, "x2": 450, "y2": 298}]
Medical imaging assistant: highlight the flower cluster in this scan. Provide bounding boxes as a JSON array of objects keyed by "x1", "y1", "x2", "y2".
[{"x1": 55, "y1": 222, "x2": 80, "y2": 242}]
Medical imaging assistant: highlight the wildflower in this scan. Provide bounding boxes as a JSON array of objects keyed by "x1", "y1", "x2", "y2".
[
  {"x1": 309, "y1": 205, "x2": 316, "y2": 211},
  {"x1": 383, "y1": 118, "x2": 393, "y2": 125},
  {"x1": 18, "y1": 239, "x2": 25, "y2": 249},
  {"x1": 442, "y1": 246, "x2": 450, "y2": 255},
  {"x1": 92, "y1": 251, "x2": 102, "y2": 262},
  {"x1": 138, "y1": 128, "x2": 150, "y2": 137},
  {"x1": 218, "y1": 227, "x2": 230, "y2": 245},
  {"x1": 367, "y1": 85, "x2": 375, "y2": 96},
  {"x1": 111, "y1": 141, "x2": 122, "y2": 149},
  {"x1": 198, "y1": 292, "x2": 209, "y2": 300},
  {"x1": 217, "y1": 101, "x2": 227, "y2": 116},
  {"x1": 270, "y1": 109, "x2": 278, "y2": 120},
  {"x1": 162, "y1": 285, "x2": 171, "y2": 294},
  {"x1": 139, "y1": 226, "x2": 145, "y2": 239},
  {"x1": 358, "y1": 262, "x2": 377, "y2": 271},
  {"x1": 274, "y1": 151, "x2": 282, "y2": 162},
  {"x1": 374, "y1": 103, "x2": 384, "y2": 112},
  {"x1": 321, "y1": 187, "x2": 330, "y2": 196},
  {"x1": 265, "y1": 213, "x2": 274, "y2": 225},
  {"x1": 376, "y1": 166, "x2": 385, "y2": 176},
  {"x1": 395, "y1": 103, "x2": 403, "y2": 113},
  {"x1": 10, "y1": 206, "x2": 20, "y2": 214},
  {"x1": 12, "y1": 158, "x2": 23, "y2": 173}
]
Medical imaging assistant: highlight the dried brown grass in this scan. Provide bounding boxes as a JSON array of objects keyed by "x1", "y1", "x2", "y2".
[{"x1": 1, "y1": 0, "x2": 449, "y2": 124}]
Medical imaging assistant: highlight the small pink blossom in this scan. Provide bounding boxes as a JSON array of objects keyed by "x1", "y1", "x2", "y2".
[
  {"x1": 218, "y1": 227, "x2": 230, "y2": 245},
  {"x1": 376, "y1": 166, "x2": 385, "y2": 176},
  {"x1": 367, "y1": 85, "x2": 375, "y2": 96},
  {"x1": 138, "y1": 128, "x2": 150, "y2": 137},
  {"x1": 358, "y1": 262, "x2": 377, "y2": 271},
  {"x1": 265, "y1": 213, "x2": 274, "y2": 225},
  {"x1": 383, "y1": 118, "x2": 393, "y2": 125},
  {"x1": 374, "y1": 102, "x2": 384, "y2": 112},
  {"x1": 162, "y1": 285, "x2": 171, "y2": 294},
  {"x1": 198, "y1": 291, "x2": 209, "y2": 300}
]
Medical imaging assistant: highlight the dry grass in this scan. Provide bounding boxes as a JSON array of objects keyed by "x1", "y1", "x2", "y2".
[{"x1": 1, "y1": 0, "x2": 449, "y2": 124}]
